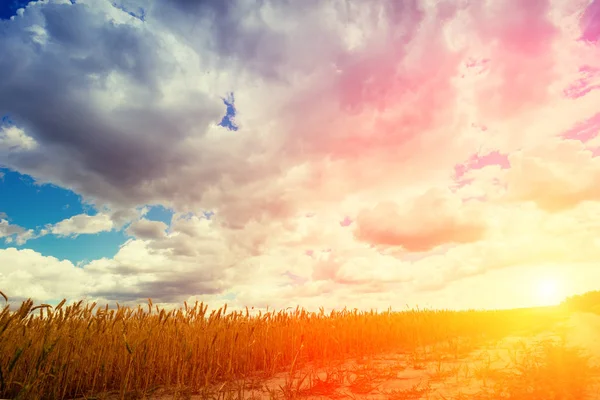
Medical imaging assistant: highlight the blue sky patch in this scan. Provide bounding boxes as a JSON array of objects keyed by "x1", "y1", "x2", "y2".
[
  {"x1": 0, "y1": 168, "x2": 93, "y2": 229},
  {"x1": 1, "y1": 230, "x2": 127, "y2": 265},
  {"x1": 0, "y1": 0, "x2": 29, "y2": 20},
  {"x1": 222, "y1": 292, "x2": 236, "y2": 301},
  {"x1": 144, "y1": 205, "x2": 174, "y2": 226},
  {"x1": 219, "y1": 92, "x2": 239, "y2": 131},
  {"x1": 0, "y1": 168, "x2": 125, "y2": 263}
]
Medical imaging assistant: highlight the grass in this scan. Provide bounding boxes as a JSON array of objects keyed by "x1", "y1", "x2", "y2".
[{"x1": 0, "y1": 290, "x2": 596, "y2": 400}]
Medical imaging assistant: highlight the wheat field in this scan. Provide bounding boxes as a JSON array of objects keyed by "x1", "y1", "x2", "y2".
[{"x1": 0, "y1": 290, "x2": 599, "y2": 399}]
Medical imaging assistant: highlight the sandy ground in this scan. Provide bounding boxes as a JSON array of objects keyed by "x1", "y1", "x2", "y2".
[{"x1": 69, "y1": 311, "x2": 600, "y2": 400}]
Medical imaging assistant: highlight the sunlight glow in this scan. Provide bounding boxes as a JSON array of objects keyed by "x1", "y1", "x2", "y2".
[{"x1": 534, "y1": 277, "x2": 564, "y2": 306}]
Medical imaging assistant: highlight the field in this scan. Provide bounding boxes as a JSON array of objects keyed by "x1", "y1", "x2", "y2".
[{"x1": 1, "y1": 291, "x2": 600, "y2": 400}]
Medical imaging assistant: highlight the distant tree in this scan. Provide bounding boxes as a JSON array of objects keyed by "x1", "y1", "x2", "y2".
[{"x1": 561, "y1": 290, "x2": 600, "y2": 313}]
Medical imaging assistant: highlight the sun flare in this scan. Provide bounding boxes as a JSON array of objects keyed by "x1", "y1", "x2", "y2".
[{"x1": 534, "y1": 277, "x2": 563, "y2": 306}]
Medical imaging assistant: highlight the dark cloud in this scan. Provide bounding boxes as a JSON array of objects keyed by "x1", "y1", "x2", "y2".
[
  {"x1": 126, "y1": 218, "x2": 167, "y2": 240},
  {"x1": 151, "y1": 0, "x2": 346, "y2": 81},
  {"x1": 110, "y1": 208, "x2": 141, "y2": 228},
  {"x1": 90, "y1": 273, "x2": 223, "y2": 303},
  {"x1": 0, "y1": 218, "x2": 26, "y2": 237},
  {"x1": 0, "y1": 1, "x2": 223, "y2": 207},
  {"x1": 0, "y1": 0, "x2": 456, "y2": 229},
  {"x1": 0, "y1": 218, "x2": 33, "y2": 244},
  {"x1": 151, "y1": 0, "x2": 284, "y2": 79}
]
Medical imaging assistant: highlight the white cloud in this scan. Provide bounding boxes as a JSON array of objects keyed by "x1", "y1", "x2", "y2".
[
  {"x1": 0, "y1": 212, "x2": 232, "y2": 307},
  {"x1": 48, "y1": 213, "x2": 114, "y2": 237},
  {"x1": 0, "y1": 248, "x2": 88, "y2": 304},
  {"x1": 0, "y1": 219, "x2": 35, "y2": 245},
  {"x1": 0, "y1": 125, "x2": 37, "y2": 152},
  {"x1": 504, "y1": 138, "x2": 600, "y2": 212}
]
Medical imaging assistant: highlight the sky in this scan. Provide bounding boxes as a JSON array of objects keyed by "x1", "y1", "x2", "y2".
[{"x1": 1, "y1": 0, "x2": 600, "y2": 312}]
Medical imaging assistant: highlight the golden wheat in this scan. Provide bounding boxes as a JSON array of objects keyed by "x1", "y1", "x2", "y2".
[{"x1": 0, "y1": 294, "x2": 577, "y2": 400}]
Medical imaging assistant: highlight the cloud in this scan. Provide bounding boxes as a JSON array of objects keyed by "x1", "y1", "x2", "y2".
[
  {"x1": 0, "y1": 212, "x2": 233, "y2": 306},
  {"x1": 0, "y1": 125, "x2": 37, "y2": 152},
  {"x1": 0, "y1": 0, "x2": 513, "y2": 222},
  {"x1": 354, "y1": 189, "x2": 485, "y2": 252},
  {"x1": 109, "y1": 207, "x2": 142, "y2": 229},
  {"x1": 0, "y1": 219, "x2": 35, "y2": 245},
  {"x1": 4, "y1": 202, "x2": 600, "y2": 311},
  {"x1": 0, "y1": 248, "x2": 87, "y2": 303},
  {"x1": 126, "y1": 218, "x2": 167, "y2": 240},
  {"x1": 0, "y1": 208, "x2": 139, "y2": 243},
  {"x1": 78, "y1": 214, "x2": 234, "y2": 304},
  {"x1": 0, "y1": 0, "x2": 223, "y2": 209},
  {"x1": 504, "y1": 138, "x2": 600, "y2": 212},
  {"x1": 409, "y1": 202, "x2": 600, "y2": 292},
  {"x1": 47, "y1": 213, "x2": 114, "y2": 237},
  {"x1": 581, "y1": 0, "x2": 600, "y2": 43}
]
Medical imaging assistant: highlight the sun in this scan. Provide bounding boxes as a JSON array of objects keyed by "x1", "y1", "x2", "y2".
[{"x1": 534, "y1": 277, "x2": 563, "y2": 306}]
